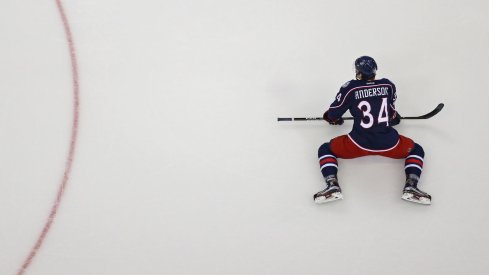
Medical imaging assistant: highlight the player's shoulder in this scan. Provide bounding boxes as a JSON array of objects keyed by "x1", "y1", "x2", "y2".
[
  {"x1": 376, "y1": 78, "x2": 395, "y2": 86},
  {"x1": 339, "y1": 79, "x2": 360, "y2": 91},
  {"x1": 340, "y1": 80, "x2": 353, "y2": 89}
]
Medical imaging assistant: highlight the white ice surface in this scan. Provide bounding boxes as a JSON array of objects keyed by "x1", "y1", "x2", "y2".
[{"x1": 1, "y1": 0, "x2": 489, "y2": 274}]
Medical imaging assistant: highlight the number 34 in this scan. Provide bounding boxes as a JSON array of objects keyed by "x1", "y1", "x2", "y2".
[{"x1": 357, "y1": 98, "x2": 389, "y2": 128}]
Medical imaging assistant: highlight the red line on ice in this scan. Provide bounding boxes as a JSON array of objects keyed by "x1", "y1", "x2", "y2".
[{"x1": 17, "y1": 0, "x2": 80, "y2": 274}]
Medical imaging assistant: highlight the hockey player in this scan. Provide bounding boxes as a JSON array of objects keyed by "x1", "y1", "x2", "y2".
[{"x1": 314, "y1": 56, "x2": 431, "y2": 205}]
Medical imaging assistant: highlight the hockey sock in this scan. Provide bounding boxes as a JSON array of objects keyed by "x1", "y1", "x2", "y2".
[
  {"x1": 318, "y1": 142, "x2": 338, "y2": 179},
  {"x1": 405, "y1": 143, "x2": 424, "y2": 178}
]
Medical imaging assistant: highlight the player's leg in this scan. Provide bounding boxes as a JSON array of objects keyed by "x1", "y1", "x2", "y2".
[
  {"x1": 314, "y1": 142, "x2": 342, "y2": 203},
  {"x1": 379, "y1": 136, "x2": 431, "y2": 204},
  {"x1": 314, "y1": 136, "x2": 368, "y2": 204},
  {"x1": 402, "y1": 142, "x2": 432, "y2": 204}
]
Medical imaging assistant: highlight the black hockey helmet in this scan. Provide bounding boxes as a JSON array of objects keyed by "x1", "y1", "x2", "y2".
[{"x1": 355, "y1": 56, "x2": 377, "y2": 79}]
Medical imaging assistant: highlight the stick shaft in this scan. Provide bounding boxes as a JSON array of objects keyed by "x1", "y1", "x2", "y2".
[{"x1": 277, "y1": 103, "x2": 444, "y2": 122}]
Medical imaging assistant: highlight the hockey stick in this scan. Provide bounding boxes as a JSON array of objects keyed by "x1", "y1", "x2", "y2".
[{"x1": 277, "y1": 103, "x2": 444, "y2": 121}]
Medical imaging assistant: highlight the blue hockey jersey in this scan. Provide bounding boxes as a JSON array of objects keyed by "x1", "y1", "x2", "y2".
[{"x1": 327, "y1": 78, "x2": 400, "y2": 151}]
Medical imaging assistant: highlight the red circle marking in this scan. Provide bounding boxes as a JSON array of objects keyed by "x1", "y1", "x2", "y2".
[{"x1": 17, "y1": 0, "x2": 80, "y2": 274}]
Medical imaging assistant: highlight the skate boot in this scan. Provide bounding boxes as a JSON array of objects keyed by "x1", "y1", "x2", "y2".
[
  {"x1": 314, "y1": 175, "x2": 343, "y2": 204},
  {"x1": 402, "y1": 174, "x2": 431, "y2": 205}
]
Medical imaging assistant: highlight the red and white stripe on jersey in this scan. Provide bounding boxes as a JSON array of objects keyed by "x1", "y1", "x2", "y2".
[
  {"x1": 330, "y1": 83, "x2": 394, "y2": 109},
  {"x1": 405, "y1": 155, "x2": 423, "y2": 171},
  {"x1": 319, "y1": 154, "x2": 338, "y2": 171}
]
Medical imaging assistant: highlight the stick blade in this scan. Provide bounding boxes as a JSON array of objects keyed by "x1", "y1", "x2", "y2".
[{"x1": 402, "y1": 103, "x2": 444, "y2": 119}]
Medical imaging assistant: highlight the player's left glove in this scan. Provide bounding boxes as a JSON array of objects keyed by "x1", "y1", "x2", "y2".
[
  {"x1": 323, "y1": 110, "x2": 344, "y2": 125},
  {"x1": 390, "y1": 111, "x2": 401, "y2": 126}
]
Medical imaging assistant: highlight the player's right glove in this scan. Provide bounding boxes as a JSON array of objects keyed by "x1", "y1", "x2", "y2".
[
  {"x1": 390, "y1": 111, "x2": 401, "y2": 126},
  {"x1": 323, "y1": 110, "x2": 344, "y2": 125}
]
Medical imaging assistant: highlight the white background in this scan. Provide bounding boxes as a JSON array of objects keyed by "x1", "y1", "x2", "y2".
[{"x1": 1, "y1": 0, "x2": 489, "y2": 274}]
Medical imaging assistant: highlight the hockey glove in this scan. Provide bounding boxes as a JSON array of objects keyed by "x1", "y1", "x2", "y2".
[
  {"x1": 323, "y1": 110, "x2": 344, "y2": 125},
  {"x1": 390, "y1": 111, "x2": 401, "y2": 126}
]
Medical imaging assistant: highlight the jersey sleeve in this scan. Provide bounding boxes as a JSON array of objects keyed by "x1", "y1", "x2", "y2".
[
  {"x1": 388, "y1": 80, "x2": 397, "y2": 117},
  {"x1": 327, "y1": 82, "x2": 354, "y2": 120}
]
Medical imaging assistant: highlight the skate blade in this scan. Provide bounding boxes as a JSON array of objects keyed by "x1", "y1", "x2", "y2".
[
  {"x1": 402, "y1": 193, "x2": 431, "y2": 205},
  {"x1": 314, "y1": 192, "x2": 343, "y2": 204}
]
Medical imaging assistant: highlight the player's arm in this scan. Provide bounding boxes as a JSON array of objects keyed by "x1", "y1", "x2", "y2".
[
  {"x1": 388, "y1": 81, "x2": 401, "y2": 126},
  {"x1": 323, "y1": 110, "x2": 344, "y2": 125},
  {"x1": 323, "y1": 83, "x2": 353, "y2": 125},
  {"x1": 390, "y1": 110, "x2": 401, "y2": 126}
]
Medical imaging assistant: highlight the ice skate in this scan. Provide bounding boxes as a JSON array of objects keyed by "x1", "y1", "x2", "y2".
[
  {"x1": 402, "y1": 174, "x2": 431, "y2": 205},
  {"x1": 314, "y1": 175, "x2": 343, "y2": 204}
]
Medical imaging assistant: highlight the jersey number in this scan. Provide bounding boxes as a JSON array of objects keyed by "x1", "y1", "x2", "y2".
[{"x1": 358, "y1": 98, "x2": 389, "y2": 128}]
